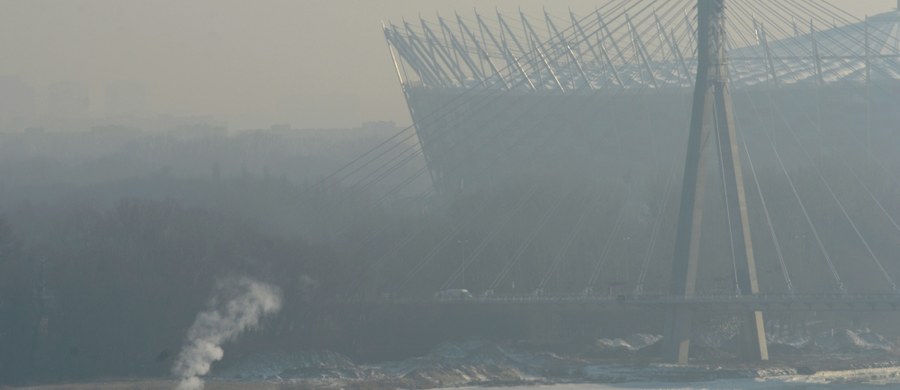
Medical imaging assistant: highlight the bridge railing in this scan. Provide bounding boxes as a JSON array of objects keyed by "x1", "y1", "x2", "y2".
[{"x1": 332, "y1": 292, "x2": 900, "y2": 306}]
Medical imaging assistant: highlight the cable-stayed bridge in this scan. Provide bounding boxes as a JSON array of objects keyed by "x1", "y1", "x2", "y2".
[
  {"x1": 347, "y1": 293, "x2": 900, "y2": 313},
  {"x1": 316, "y1": 0, "x2": 900, "y2": 363}
]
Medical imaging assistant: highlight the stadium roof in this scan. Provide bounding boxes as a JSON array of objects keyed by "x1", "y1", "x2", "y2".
[{"x1": 384, "y1": 0, "x2": 900, "y2": 91}]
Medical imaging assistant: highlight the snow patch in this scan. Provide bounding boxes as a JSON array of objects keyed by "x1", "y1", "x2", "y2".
[
  {"x1": 595, "y1": 334, "x2": 662, "y2": 352},
  {"x1": 215, "y1": 350, "x2": 366, "y2": 381},
  {"x1": 768, "y1": 328, "x2": 896, "y2": 354}
]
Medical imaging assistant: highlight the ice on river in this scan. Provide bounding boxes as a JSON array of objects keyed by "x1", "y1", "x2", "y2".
[{"x1": 452, "y1": 365, "x2": 900, "y2": 389}]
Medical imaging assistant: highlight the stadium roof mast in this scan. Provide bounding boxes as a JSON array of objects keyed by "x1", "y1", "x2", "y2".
[{"x1": 664, "y1": 0, "x2": 768, "y2": 364}]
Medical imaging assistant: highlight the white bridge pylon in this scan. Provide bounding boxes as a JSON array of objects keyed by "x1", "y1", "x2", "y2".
[{"x1": 665, "y1": 0, "x2": 766, "y2": 364}]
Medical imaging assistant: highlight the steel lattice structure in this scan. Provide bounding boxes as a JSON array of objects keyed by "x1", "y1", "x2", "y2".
[
  {"x1": 364, "y1": 1, "x2": 900, "y2": 319},
  {"x1": 386, "y1": 2, "x2": 900, "y2": 90},
  {"x1": 384, "y1": 1, "x2": 900, "y2": 196}
]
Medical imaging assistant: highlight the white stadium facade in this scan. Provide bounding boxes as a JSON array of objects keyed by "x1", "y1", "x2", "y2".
[
  {"x1": 372, "y1": 0, "x2": 900, "y2": 296},
  {"x1": 384, "y1": 0, "x2": 900, "y2": 197}
]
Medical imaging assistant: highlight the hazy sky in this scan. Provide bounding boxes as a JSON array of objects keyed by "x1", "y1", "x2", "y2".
[{"x1": 0, "y1": 1, "x2": 893, "y2": 129}]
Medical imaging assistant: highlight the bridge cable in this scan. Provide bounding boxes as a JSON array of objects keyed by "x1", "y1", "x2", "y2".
[
  {"x1": 330, "y1": 2, "x2": 657, "y2": 293},
  {"x1": 370, "y1": 0, "x2": 888, "y2": 209},
  {"x1": 758, "y1": 2, "x2": 900, "y2": 294},
  {"x1": 712, "y1": 93, "x2": 744, "y2": 295},
  {"x1": 723, "y1": 3, "x2": 802, "y2": 295},
  {"x1": 360, "y1": 42, "x2": 676, "y2": 296},
  {"x1": 631, "y1": 84, "x2": 694, "y2": 295},
  {"x1": 398, "y1": 70, "x2": 649, "y2": 292},
  {"x1": 582, "y1": 88, "x2": 682, "y2": 294},
  {"x1": 420, "y1": 80, "x2": 645, "y2": 293},
  {"x1": 352, "y1": 50, "x2": 632, "y2": 292},
  {"x1": 329, "y1": 4, "x2": 645, "y2": 231},
  {"x1": 380, "y1": 0, "x2": 856, "y2": 296},
  {"x1": 729, "y1": 80, "x2": 846, "y2": 293},
  {"x1": 487, "y1": 188, "x2": 575, "y2": 293},
  {"x1": 762, "y1": 0, "x2": 900, "y2": 81},
  {"x1": 376, "y1": 0, "x2": 700, "y2": 292},
  {"x1": 436, "y1": 184, "x2": 543, "y2": 292},
  {"x1": 363, "y1": 84, "x2": 634, "y2": 279},
  {"x1": 734, "y1": 1, "x2": 899, "y2": 293},
  {"x1": 365, "y1": 83, "x2": 614, "y2": 294},
  {"x1": 774, "y1": 92, "x2": 897, "y2": 293},
  {"x1": 634, "y1": 159, "x2": 679, "y2": 294},
  {"x1": 771, "y1": 0, "x2": 900, "y2": 184},
  {"x1": 353, "y1": 0, "x2": 667, "y2": 195},
  {"x1": 764, "y1": 103, "x2": 845, "y2": 293},
  {"x1": 585, "y1": 188, "x2": 632, "y2": 291},
  {"x1": 721, "y1": 6, "x2": 847, "y2": 293},
  {"x1": 352, "y1": 0, "x2": 716, "y2": 292},
  {"x1": 727, "y1": 1, "x2": 864, "y2": 88},
  {"x1": 325, "y1": 1, "x2": 637, "y2": 190},
  {"x1": 397, "y1": 91, "x2": 599, "y2": 291},
  {"x1": 835, "y1": 152, "x2": 900, "y2": 250},
  {"x1": 435, "y1": 83, "x2": 652, "y2": 293},
  {"x1": 734, "y1": 114, "x2": 795, "y2": 295},
  {"x1": 537, "y1": 186, "x2": 613, "y2": 292}
]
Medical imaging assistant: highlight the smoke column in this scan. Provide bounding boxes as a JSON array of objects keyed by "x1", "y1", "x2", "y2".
[{"x1": 172, "y1": 277, "x2": 282, "y2": 390}]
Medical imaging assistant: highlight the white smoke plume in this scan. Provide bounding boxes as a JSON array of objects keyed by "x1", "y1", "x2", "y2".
[{"x1": 172, "y1": 277, "x2": 282, "y2": 390}]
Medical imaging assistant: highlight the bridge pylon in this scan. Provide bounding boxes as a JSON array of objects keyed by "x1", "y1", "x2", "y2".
[{"x1": 664, "y1": 0, "x2": 768, "y2": 363}]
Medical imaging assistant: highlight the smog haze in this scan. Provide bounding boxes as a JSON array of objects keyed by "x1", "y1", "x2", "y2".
[
  {"x1": 0, "y1": 0, "x2": 891, "y2": 129},
  {"x1": 6, "y1": 0, "x2": 900, "y2": 388}
]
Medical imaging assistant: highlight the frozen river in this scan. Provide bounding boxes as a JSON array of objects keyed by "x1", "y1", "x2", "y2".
[
  {"x1": 202, "y1": 335, "x2": 900, "y2": 389},
  {"x1": 454, "y1": 382, "x2": 887, "y2": 389},
  {"x1": 451, "y1": 368, "x2": 900, "y2": 389}
]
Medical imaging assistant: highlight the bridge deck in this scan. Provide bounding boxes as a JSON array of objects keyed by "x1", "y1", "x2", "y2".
[{"x1": 341, "y1": 294, "x2": 900, "y2": 312}]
